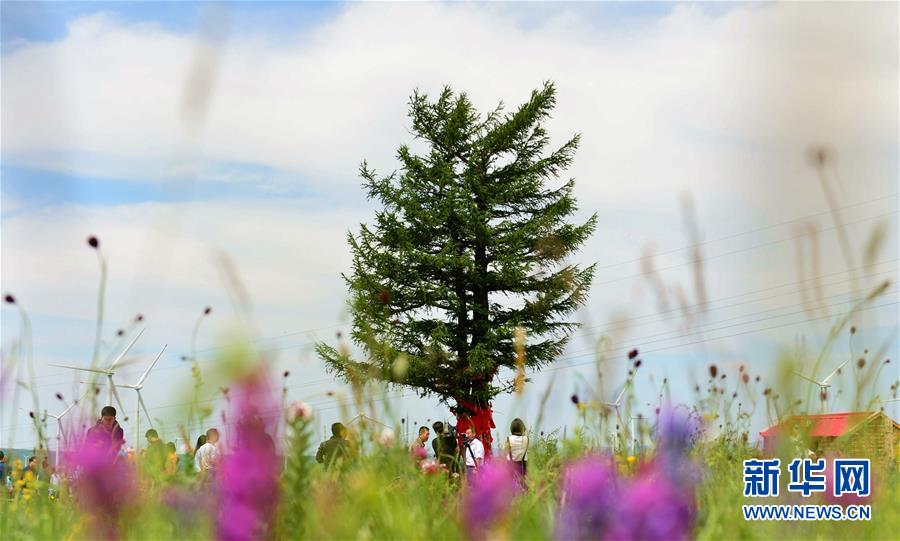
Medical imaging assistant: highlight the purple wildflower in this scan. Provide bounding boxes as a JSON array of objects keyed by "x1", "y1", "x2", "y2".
[
  {"x1": 554, "y1": 456, "x2": 618, "y2": 540},
  {"x1": 461, "y1": 460, "x2": 519, "y2": 540},
  {"x1": 70, "y1": 439, "x2": 137, "y2": 540},
  {"x1": 217, "y1": 371, "x2": 281, "y2": 541},
  {"x1": 605, "y1": 471, "x2": 695, "y2": 541}
]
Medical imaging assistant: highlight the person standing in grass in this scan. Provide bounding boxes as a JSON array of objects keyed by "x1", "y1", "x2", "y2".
[
  {"x1": 86, "y1": 406, "x2": 125, "y2": 460},
  {"x1": 195, "y1": 428, "x2": 220, "y2": 479},
  {"x1": 505, "y1": 418, "x2": 529, "y2": 486},
  {"x1": 432, "y1": 422, "x2": 459, "y2": 475},
  {"x1": 191, "y1": 434, "x2": 207, "y2": 474},
  {"x1": 463, "y1": 428, "x2": 484, "y2": 477},
  {"x1": 164, "y1": 442, "x2": 179, "y2": 477},
  {"x1": 409, "y1": 426, "x2": 430, "y2": 456},
  {"x1": 316, "y1": 423, "x2": 350, "y2": 470},
  {"x1": 143, "y1": 428, "x2": 167, "y2": 476}
]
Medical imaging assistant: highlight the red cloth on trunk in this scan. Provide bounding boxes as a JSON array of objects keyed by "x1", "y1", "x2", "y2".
[{"x1": 453, "y1": 400, "x2": 495, "y2": 456}]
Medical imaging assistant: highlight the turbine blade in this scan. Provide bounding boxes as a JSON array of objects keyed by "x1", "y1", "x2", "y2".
[
  {"x1": 138, "y1": 392, "x2": 153, "y2": 429},
  {"x1": 137, "y1": 344, "x2": 167, "y2": 386},
  {"x1": 110, "y1": 381, "x2": 128, "y2": 418},
  {"x1": 793, "y1": 371, "x2": 823, "y2": 386},
  {"x1": 80, "y1": 381, "x2": 135, "y2": 389},
  {"x1": 822, "y1": 359, "x2": 850, "y2": 385},
  {"x1": 49, "y1": 364, "x2": 110, "y2": 375},
  {"x1": 109, "y1": 328, "x2": 145, "y2": 371}
]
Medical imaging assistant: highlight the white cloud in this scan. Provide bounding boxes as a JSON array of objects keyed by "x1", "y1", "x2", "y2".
[{"x1": 1, "y1": 2, "x2": 897, "y2": 447}]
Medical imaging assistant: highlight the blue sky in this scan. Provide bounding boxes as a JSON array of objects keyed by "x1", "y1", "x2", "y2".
[{"x1": 1, "y1": 1, "x2": 897, "y2": 451}]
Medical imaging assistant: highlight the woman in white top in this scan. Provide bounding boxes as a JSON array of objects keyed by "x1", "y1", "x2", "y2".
[{"x1": 506, "y1": 418, "x2": 529, "y2": 484}]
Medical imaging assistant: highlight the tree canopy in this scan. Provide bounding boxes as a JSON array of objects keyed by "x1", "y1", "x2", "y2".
[{"x1": 317, "y1": 81, "x2": 596, "y2": 412}]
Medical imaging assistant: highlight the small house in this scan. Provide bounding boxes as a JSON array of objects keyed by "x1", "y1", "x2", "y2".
[{"x1": 760, "y1": 411, "x2": 900, "y2": 468}]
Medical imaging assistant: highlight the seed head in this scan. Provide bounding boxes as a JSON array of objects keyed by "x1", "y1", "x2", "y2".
[
  {"x1": 628, "y1": 349, "x2": 639, "y2": 360},
  {"x1": 116, "y1": 329, "x2": 124, "y2": 337},
  {"x1": 857, "y1": 357, "x2": 865, "y2": 368},
  {"x1": 283, "y1": 370, "x2": 290, "y2": 378},
  {"x1": 634, "y1": 359, "x2": 642, "y2": 368},
  {"x1": 742, "y1": 373, "x2": 749, "y2": 384},
  {"x1": 135, "y1": 314, "x2": 144, "y2": 323},
  {"x1": 203, "y1": 306, "x2": 212, "y2": 315},
  {"x1": 87, "y1": 235, "x2": 99, "y2": 249},
  {"x1": 850, "y1": 325, "x2": 856, "y2": 335},
  {"x1": 28, "y1": 411, "x2": 34, "y2": 419},
  {"x1": 4, "y1": 294, "x2": 15, "y2": 304},
  {"x1": 709, "y1": 364, "x2": 718, "y2": 379},
  {"x1": 55, "y1": 393, "x2": 63, "y2": 401},
  {"x1": 570, "y1": 394, "x2": 580, "y2": 405}
]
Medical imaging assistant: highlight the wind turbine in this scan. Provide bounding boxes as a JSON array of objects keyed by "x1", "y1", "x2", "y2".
[
  {"x1": 793, "y1": 359, "x2": 850, "y2": 408},
  {"x1": 88, "y1": 344, "x2": 166, "y2": 454},
  {"x1": 49, "y1": 329, "x2": 144, "y2": 416},
  {"x1": 46, "y1": 402, "x2": 77, "y2": 468},
  {"x1": 603, "y1": 385, "x2": 628, "y2": 449}
]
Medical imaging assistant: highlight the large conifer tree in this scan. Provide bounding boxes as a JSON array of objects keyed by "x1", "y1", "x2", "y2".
[{"x1": 317, "y1": 82, "x2": 596, "y2": 436}]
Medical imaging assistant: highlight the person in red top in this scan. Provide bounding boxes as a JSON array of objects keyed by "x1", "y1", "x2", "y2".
[{"x1": 86, "y1": 406, "x2": 125, "y2": 461}]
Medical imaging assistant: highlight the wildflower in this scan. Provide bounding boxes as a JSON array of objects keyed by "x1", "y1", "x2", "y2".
[
  {"x1": 217, "y1": 372, "x2": 281, "y2": 541},
  {"x1": 570, "y1": 394, "x2": 579, "y2": 405},
  {"x1": 420, "y1": 458, "x2": 439, "y2": 474},
  {"x1": 28, "y1": 411, "x2": 34, "y2": 419},
  {"x1": 287, "y1": 401, "x2": 313, "y2": 421},
  {"x1": 462, "y1": 460, "x2": 518, "y2": 540},
  {"x1": 378, "y1": 428, "x2": 395, "y2": 447},
  {"x1": 412, "y1": 447, "x2": 428, "y2": 461},
  {"x1": 4, "y1": 294, "x2": 14, "y2": 304},
  {"x1": 763, "y1": 388, "x2": 771, "y2": 396},
  {"x1": 555, "y1": 456, "x2": 618, "y2": 541},
  {"x1": 742, "y1": 373, "x2": 749, "y2": 384},
  {"x1": 55, "y1": 393, "x2": 63, "y2": 401},
  {"x1": 626, "y1": 455, "x2": 636, "y2": 464},
  {"x1": 857, "y1": 357, "x2": 865, "y2": 368},
  {"x1": 657, "y1": 408, "x2": 701, "y2": 458},
  {"x1": 606, "y1": 471, "x2": 695, "y2": 541},
  {"x1": 71, "y1": 439, "x2": 137, "y2": 539},
  {"x1": 134, "y1": 314, "x2": 144, "y2": 323},
  {"x1": 283, "y1": 370, "x2": 290, "y2": 378},
  {"x1": 116, "y1": 329, "x2": 124, "y2": 337},
  {"x1": 708, "y1": 364, "x2": 717, "y2": 379},
  {"x1": 850, "y1": 325, "x2": 856, "y2": 334},
  {"x1": 634, "y1": 359, "x2": 642, "y2": 368},
  {"x1": 628, "y1": 349, "x2": 639, "y2": 360},
  {"x1": 87, "y1": 235, "x2": 99, "y2": 249},
  {"x1": 204, "y1": 306, "x2": 212, "y2": 315}
]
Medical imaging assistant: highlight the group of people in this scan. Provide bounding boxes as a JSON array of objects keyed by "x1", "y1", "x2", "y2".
[
  {"x1": 0, "y1": 451, "x2": 56, "y2": 499},
  {"x1": 83, "y1": 406, "x2": 220, "y2": 478},
  {"x1": 315, "y1": 417, "x2": 529, "y2": 482},
  {"x1": 422, "y1": 418, "x2": 529, "y2": 480}
]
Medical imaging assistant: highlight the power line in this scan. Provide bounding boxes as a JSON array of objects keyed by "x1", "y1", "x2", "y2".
[{"x1": 22, "y1": 256, "x2": 898, "y2": 391}]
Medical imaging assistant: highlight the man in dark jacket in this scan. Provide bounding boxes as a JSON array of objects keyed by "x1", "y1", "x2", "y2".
[
  {"x1": 86, "y1": 406, "x2": 125, "y2": 460},
  {"x1": 431, "y1": 421, "x2": 459, "y2": 475},
  {"x1": 316, "y1": 423, "x2": 350, "y2": 469}
]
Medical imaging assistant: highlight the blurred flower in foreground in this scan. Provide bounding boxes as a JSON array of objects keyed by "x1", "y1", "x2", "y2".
[
  {"x1": 656, "y1": 407, "x2": 703, "y2": 490},
  {"x1": 379, "y1": 427, "x2": 395, "y2": 447},
  {"x1": 71, "y1": 441, "x2": 137, "y2": 540},
  {"x1": 555, "y1": 456, "x2": 618, "y2": 540},
  {"x1": 605, "y1": 471, "x2": 695, "y2": 541},
  {"x1": 217, "y1": 371, "x2": 280, "y2": 541},
  {"x1": 287, "y1": 400, "x2": 313, "y2": 421},
  {"x1": 462, "y1": 460, "x2": 519, "y2": 541}
]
